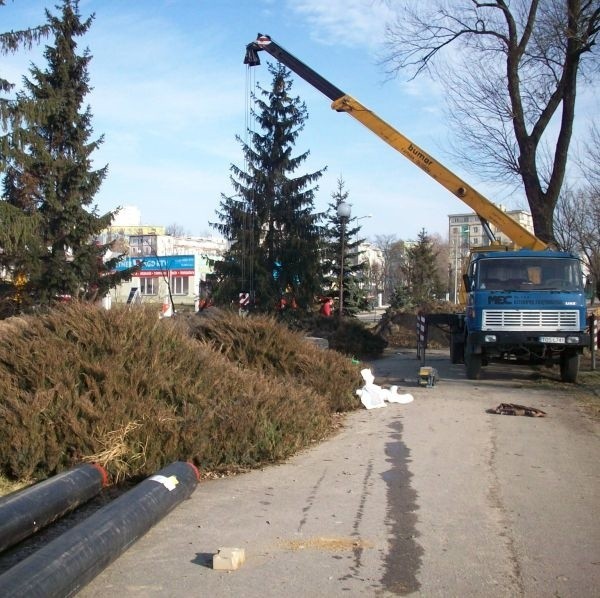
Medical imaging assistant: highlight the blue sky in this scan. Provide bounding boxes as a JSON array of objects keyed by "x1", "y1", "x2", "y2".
[{"x1": 2, "y1": 0, "x2": 596, "y2": 241}]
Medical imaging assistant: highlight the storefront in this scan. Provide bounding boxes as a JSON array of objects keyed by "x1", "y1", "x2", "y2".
[{"x1": 111, "y1": 255, "x2": 200, "y2": 309}]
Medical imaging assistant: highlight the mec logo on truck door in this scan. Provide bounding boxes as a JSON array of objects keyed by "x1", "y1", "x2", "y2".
[{"x1": 488, "y1": 295, "x2": 512, "y2": 305}]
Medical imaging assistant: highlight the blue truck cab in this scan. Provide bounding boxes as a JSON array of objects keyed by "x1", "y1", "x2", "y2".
[{"x1": 455, "y1": 249, "x2": 589, "y2": 381}]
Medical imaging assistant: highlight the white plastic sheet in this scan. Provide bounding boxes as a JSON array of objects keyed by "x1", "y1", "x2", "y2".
[{"x1": 356, "y1": 368, "x2": 414, "y2": 410}]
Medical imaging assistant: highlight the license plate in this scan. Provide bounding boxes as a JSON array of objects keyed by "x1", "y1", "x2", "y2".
[{"x1": 539, "y1": 336, "x2": 565, "y2": 344}]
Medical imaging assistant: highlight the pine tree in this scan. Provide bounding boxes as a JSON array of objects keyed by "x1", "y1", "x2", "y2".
[
  {"x1": 1, "y1": 0, "x2": 135, "y2": 313},
  {"x1": 212, "y1": 63, "x2": 324, "y2": 312},
  {"x1": 321, "y1": 178, "x2": 368, "y2": 316},
  {"x1": 403, "y1": 228, "x2": 444, "y2": 304},
  {"x1": 1, "y1": 2, "x2": 49, "y2": 316}
]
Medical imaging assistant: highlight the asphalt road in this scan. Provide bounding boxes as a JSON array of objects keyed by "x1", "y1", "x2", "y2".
[{"x1": 76, "y1": 349, "x2": 600, "y2": 597}]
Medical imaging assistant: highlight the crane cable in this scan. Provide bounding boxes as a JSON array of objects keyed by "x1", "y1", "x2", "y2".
[{"x1": 243, "y1": 65, "x2": 256, "y2": 300}]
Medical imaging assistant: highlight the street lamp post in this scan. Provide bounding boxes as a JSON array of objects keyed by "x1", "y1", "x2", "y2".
[
  {"x1": 354, "y1": 213, "x2": 372, "y2": 252},
  {"x1": 337, "y1": 201, "x2": 351, "y2": 319},
  {"x1": 354, "y1": 213, "x2": 373, "y2": 266},
  {"x1": 453, "y1": 238, "x2": 459, "y2": 304},
  {"x1": 353, "y1": 213, "x2": 372, "y2": 300}
]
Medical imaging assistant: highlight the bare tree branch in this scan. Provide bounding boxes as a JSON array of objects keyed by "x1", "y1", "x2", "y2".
[{"x1": 382, "y1": 0, "x2": 599, "y2": 244}]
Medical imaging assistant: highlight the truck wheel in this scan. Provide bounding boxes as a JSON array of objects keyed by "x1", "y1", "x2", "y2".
[
  {"x1": 450, "y1": 339, "x2": 464, "y2": 364},
  {"x1": 464, "y1": 346, "x2": 482, "y2": 380},
  {"x1": 560, "y1": 351, "x2": 580, "y2": 383}
]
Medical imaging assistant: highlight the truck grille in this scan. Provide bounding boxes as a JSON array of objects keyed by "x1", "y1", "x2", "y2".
[{"x1": 482, "y1": 310, "x2": 580, "y2": 331}]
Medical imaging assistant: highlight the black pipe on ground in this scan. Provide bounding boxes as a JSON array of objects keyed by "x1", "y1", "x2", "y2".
[
  {"x1": 0, "y1": 463, "x2": 108, "y2": 554},
  {"x1": 0, "y1": 461, "x2": 199, "y2": 597}
]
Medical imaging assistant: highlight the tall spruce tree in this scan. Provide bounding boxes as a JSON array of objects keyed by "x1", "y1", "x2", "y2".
[
  {"x1": 1, "y1": 2, "x2": 48, "y2": 316},
  {"x1": 1, "y1": 0, "x2": 134, "y2": 313},
  {"x1": 321, "y1": 177, "x2": 368, "y2": 316},
  {"x1": 403, "y1": 228, "x2": 444, "y2": 304},
  {"x1": 212, "y1": 63, "x2": 324, "y2": 312}
]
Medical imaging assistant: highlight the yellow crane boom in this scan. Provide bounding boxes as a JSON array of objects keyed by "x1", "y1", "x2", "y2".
[{"x1": 245, "y1": 34, "x2": 547, "y2": 251}]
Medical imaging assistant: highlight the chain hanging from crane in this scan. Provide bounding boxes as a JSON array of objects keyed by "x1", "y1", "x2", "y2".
[{"x1": 241, "y1": 63, "x2": 256, "y2": 305}]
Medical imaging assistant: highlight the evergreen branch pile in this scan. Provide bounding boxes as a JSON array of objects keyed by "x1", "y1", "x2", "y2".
[{"x1": 0, "y1": 304, "x2": 362, "y2": 484}]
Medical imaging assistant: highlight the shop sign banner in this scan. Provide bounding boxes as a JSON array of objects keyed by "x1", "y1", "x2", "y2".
[{"x1": 115, "y1": 255, "x2": 195, "y2": 277}]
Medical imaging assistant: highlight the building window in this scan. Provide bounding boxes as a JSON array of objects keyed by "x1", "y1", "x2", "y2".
[
  {"x1": 129, "y1": 235, "x2": 157, "y2": 257},
  {"x1": 472, "y1": 238, "x2": 479, "y2": 245},
  {"x1": 140, "y1": 277, "x2": 158, "y2": 295},
  {"x1": 473, "y1": 226, "x2": 479, "y2": 233},
  {"x1": 171, "y1": 276, "x2": 189, "y2": 295}
]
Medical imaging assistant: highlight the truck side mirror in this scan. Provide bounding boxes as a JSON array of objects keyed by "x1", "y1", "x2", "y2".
[{"x1": 463, "y1": 273, "x2": 472, "y2": 292}]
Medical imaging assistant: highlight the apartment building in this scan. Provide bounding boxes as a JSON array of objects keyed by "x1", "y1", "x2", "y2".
[
  {"x1": 448, "y1": 207, "x2": 534, "y2": 257},
  {"x1": 98, "y1": 208, "x2": 227, "y2": 309},
  {"x1": 447, "y1": 207, "x2": 534, "y2": 302}
]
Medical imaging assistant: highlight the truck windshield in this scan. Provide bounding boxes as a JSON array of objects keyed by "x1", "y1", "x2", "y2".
[{"x1": 477, "y1": 257, "x2": 583, "y2": 292}]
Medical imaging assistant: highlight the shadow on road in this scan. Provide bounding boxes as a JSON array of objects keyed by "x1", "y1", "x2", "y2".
[{"x1": 381, "y1": 418, "x2": 423, "y2": 594}]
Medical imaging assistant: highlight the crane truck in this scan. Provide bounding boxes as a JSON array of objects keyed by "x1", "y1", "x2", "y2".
[{"x1": 244, "y1": 34, "x2": 590, "y2": 383}]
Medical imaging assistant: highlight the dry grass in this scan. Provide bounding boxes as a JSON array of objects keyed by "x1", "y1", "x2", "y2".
[
  {"x1": 573, "y1": 354, "x2": 600, "y2": 423},
  {"x1": 281, "y1": 537, "x2": 375, "y2": 551},
  {"x1": 0, "y1": 303, "x2": 362, "y2": 487},
  {"x1": 0, "y1": 475, "x2": 28, "y2": 496},
  {"x1": 82, "y1": 421, "x2": 146, "y2": 483}
]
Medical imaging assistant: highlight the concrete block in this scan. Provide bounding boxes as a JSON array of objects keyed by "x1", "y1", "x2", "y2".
[{"x1": 213, "y1": 547, "x2": 246, "y2": 571}]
